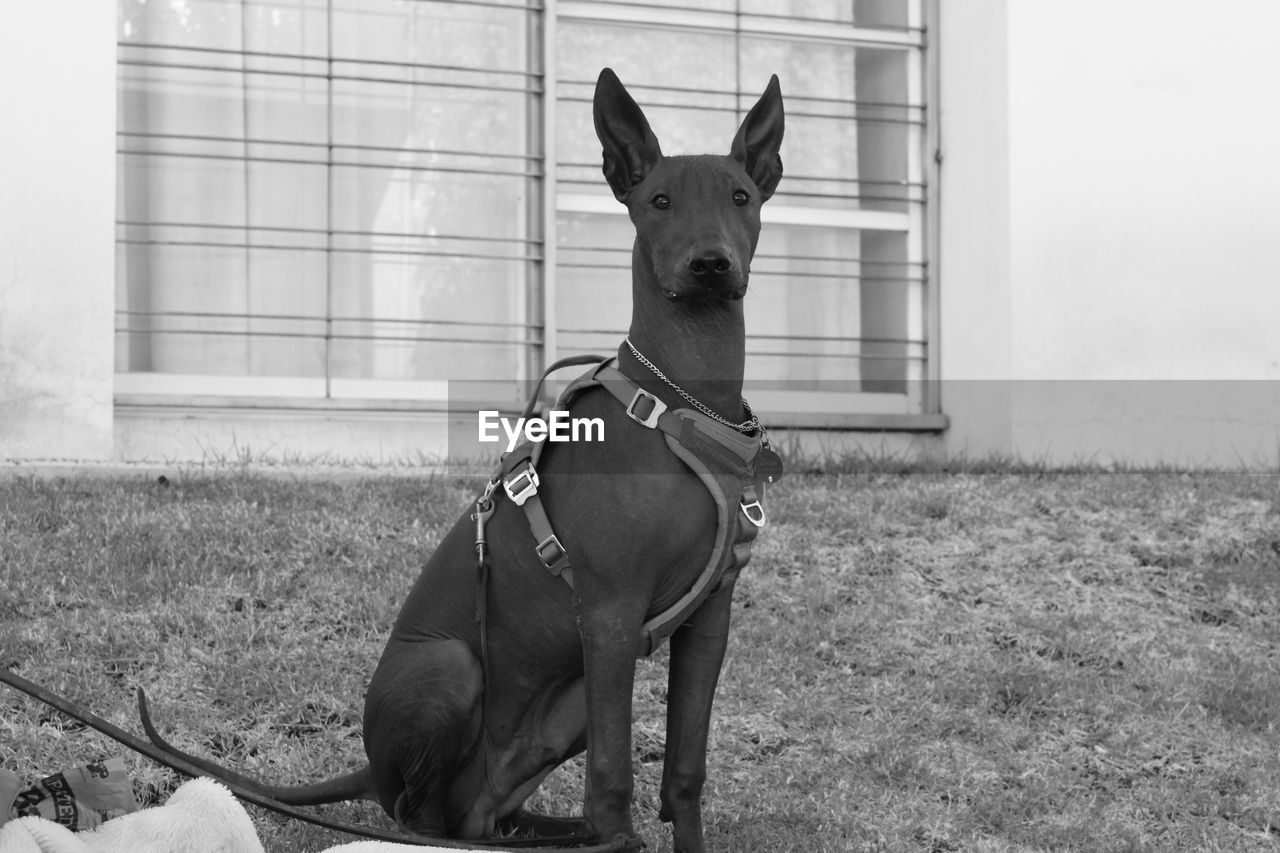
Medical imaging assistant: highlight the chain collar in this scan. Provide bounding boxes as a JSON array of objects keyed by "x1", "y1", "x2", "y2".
[{"x1": 623, "y1": 337, "x2": 761, "y2": 435}]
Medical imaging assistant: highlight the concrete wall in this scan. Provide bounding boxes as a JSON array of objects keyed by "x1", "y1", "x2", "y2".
[
  {"x1": 115, "y1": 405, "x2": 461, "y2": 467},
  {"x1": 938, "y1": 0, "x2": 1280, "y2": 466},
  {"x1": 0, "y1": 4, "x2": 117, "y2": 460}
]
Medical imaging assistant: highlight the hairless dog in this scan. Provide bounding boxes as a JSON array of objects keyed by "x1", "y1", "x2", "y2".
[{"x1": 140, "y1": 67, "x2": 785, "y2": 853}]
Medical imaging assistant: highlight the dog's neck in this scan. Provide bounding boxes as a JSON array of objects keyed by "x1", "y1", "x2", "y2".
[{"x1": 624, "y1": 260, "x2": 748, "y2": 423}]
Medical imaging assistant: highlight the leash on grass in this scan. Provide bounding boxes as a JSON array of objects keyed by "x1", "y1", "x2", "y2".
[{"x1": 0, "y1": 667, "x2": 642, "y2": 852}]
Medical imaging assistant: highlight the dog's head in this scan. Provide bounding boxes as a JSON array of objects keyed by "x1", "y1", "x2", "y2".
[{"x1": 593, "y1": 67, "x2": 784, "y2": 305}]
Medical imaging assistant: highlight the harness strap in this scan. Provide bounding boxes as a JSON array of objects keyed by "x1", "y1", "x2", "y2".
[
  {"x1": 502, "y1": 448, "x2": 573, "y2": 586},
  {"x1": 483, "y1": 354, "x2": 774, "y2": 655},
  {"x1": 487, "y1": 355, "x2": 609, "y2": 588},
  {"x1": 500, "y1": 360, "x2": 691, "y2": 595},
  {"x1": 635, "y1": 429, "x2": 763, "y2": 655},
  {"x1": 590, "y1": 361, "x2": 685, "y2": 439},
  {"x1": 518, "y1": 354, "x2": 611, "y2": 421}
]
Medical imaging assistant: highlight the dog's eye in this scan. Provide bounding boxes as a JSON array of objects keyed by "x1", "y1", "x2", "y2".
[
  {"x1": 652, "y1": 194, "x2": 671, "y2": 210},
  {"x1": 732, "y1": 190, "x2": 750, "y2": 206}
]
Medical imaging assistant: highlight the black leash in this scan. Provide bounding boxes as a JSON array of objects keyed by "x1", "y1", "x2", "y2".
[
  {"x1": 0, "y1": 667, "x2": 641, "y2": 851},
  {"x1": 1, "y1": 355, "x2": 650, "y2": 851}
]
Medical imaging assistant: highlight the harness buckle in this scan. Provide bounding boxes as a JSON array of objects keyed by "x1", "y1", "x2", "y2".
[
  {"x1": 626, "y1": 388, "x2": 668, "y2": 429},
  {"x1": 536, "y1": 534, "x2": 568, "y2": 572},
  {"x1": 503, "y1": 463, "x2": 540, "y2": 506},
  {"x1": 740, "y1": 499, "x2": 766, "y2": 528}
]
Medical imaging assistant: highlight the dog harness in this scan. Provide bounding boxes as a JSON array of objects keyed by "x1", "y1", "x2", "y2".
[{"x1": 473, "y1": 352, "x2": 783, "y2": 657}]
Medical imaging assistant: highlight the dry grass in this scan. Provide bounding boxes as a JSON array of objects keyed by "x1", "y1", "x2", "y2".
[{"x1": 3, "y1": 465, "x2": 1280, "y2": 851}]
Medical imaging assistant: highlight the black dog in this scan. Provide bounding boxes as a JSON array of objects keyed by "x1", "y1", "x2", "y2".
[{"x1": 142, "y1": 67, "x2": 784, "y2": 853}]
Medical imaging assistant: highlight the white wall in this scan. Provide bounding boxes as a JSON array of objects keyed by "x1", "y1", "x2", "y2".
[
  {"x1": 936, "y1": 0, "x2": 1015, "y2": 460},
  {"x1": 5, "y1": 0, "x2": 1277, "y2": 467},
  {"x1": 940, "y1": 0, "x2": 1280, "y2": 466},
  {"x1": 1007, "y1": 0, "x2": 1280, "y2": 382},
  {"x1": 0, "y1": 4, "x2": 117, "y2": 460}
]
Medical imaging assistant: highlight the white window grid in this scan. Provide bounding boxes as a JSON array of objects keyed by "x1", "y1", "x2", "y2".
[{"x1": 114, "y1": 0, "x2": 939, "y2": 428}]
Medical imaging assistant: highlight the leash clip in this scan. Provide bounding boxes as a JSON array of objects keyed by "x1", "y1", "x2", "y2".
[
  {"x1": 625, "y1": 388, "x2": 667, "y2": 429},
  {"x1": 472, "y1": 497, "x2": 495, "y2": 564},
  {"x1": 503, "y1": 463, "x2": 540, "y2": 506},
  {"x1": 473, "y1": 478, "x2": 500, "y2": 553}
]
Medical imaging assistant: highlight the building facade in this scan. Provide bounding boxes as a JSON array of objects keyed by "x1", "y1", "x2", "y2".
[{"x1": 2, "y1": 1, "x2": 1278, "y2": 467}]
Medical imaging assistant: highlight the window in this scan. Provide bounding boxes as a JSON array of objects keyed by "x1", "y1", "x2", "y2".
[{"x1": 116, "y1": 0, "x2": 935, "y2": 425}]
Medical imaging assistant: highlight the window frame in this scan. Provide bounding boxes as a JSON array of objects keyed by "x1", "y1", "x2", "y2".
[
  {"x1": 546, "y1": 0, "x2": 942, "y2": 431},
  {"x1": 113, "y1": 0, "x2": 944, "y2": 432}
]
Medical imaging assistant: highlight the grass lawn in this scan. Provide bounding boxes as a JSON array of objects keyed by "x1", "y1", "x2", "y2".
[{"x1": 2, "y1": 465, "x2": 1280, "y2": 851}]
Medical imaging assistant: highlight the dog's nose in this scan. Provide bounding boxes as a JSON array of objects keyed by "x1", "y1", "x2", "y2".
[{"x1": 688, "y1": 250, "x2": 733, "y2": 279}]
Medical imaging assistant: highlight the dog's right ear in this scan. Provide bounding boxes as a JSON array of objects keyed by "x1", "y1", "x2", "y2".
[{"x1": 593, "y1": 68, "x2": 662, "y2": 202}]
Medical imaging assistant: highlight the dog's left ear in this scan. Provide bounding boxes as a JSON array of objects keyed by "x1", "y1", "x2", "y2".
[{"x1": 730, "y1": 74, "x2": 785, "y2": 203}]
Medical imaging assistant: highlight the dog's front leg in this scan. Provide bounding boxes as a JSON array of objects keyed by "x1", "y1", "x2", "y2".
[
  {"x1": 578, "y1": 594, "x2": 645, "y2": 845},
  {"x1": 659, "y1": 579, "x2": 736, "y2": 853}
]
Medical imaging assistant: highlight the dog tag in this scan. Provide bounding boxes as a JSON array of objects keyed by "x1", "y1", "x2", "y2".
[{"x1": 754, "y1": 445, "x2": 784, "y2": 484}]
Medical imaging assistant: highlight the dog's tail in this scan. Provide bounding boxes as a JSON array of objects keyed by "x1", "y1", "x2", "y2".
[{"x1": 137, "y1": 688, "x2": 376, "y2": 806}]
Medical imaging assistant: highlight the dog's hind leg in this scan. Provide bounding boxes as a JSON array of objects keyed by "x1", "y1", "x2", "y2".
[
  {"x1": 454, "y1": 677, "x2": 589, "y2": 839},
  {"x1": 363, "y1": 638, "x2": 484, "y2": 836}
]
